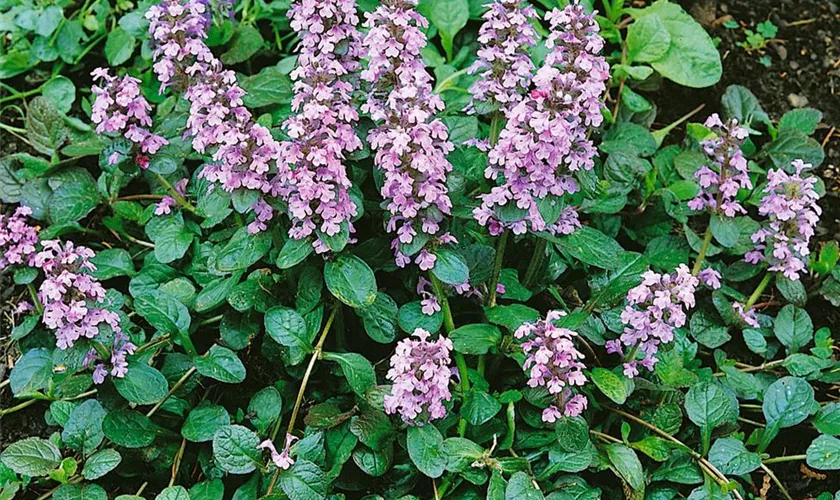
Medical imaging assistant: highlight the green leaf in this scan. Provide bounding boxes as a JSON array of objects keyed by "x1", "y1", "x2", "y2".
[
  {"x1": 221, "y1": 25, "x2": 264, "y2": 65},
  {"x1": 324, "y1": 255, "x2": 377, "y2": 308},
  {"x1": 778, "y1": 108, "x2": 822, "y2": 135},
  {"x1": 429, "y1": 0, "x2": 469, "y2": 59},
  {"x1": 10, "y1": 348, "x2": 52, "y2": 395},
  {"x1": 114, "y1": 362, "x2": 169, "y2": 405},
  {"x1": 103, "y1": 410, "x2": 158, "y2": 448},
  {"x1": 349, "y1": 409, "x2": 396, "y2": 450},
  {"x1": 806, "y1": 435, "x2": 840, "y2": 470},
  {"x1": 449, "y1": 323, "x2": 501, "y2": 355},
  {"x1": 42, "y1": 75, "x2": 76, "y2": 113},
  {"x1": 277, "y1": 459, "x2": 327, "y2": 500},
  {"x1": 239, "y1": 66, "x2": 293, "y2": 107},
  {"x1": 352, "y1": 444, "x2": 393, "y2": 477},
  {"x1": 195, "y1": 345, "x2": 246, "y2": 383},
  {"x1": 398, "y1": 301, "x2": 443, "y2": 334},
  {"x1": 407, "y1": 425, "x2": 446, "y2": 478},
  {"x1": 54, "y1": 484, "x2": 107, "y2": 500},
  {"x1": 462, "y1": 390, "x2": 502, "y2": 425},
  {"x1": 90, "y1": 248, "x2": 136, "y2": 280},
  {"x1": 590, "y1": 367, "x2": 629, "y2": 404},
  {"x1": 763, "y1": 129, "x2": 825, "y2": 169},
  {"x1": 264, "y1": 306, "x2": 311, "y2": 363},
  {"x1": 276, "y1": 238, "x2": 313, "y2": 269},
  {"x1": 628, "y1": 0, "x2": 721, "y2": 88},
  {"x1": 814, "y1": 403, "x2": 840, "y2": 435},
  {"x1": 26, "y1": 96, "x2": 65, "y2": 156},
  {"x1": 774, "y1": 304, "x2": 813, "y2": 352},
  {"x1": 357, "y1": 292, "x2": 398, "y2": 343},
  {"x1": 135, "y1": 290, "x2": 191, "y2": 335},
  {"x1": 48, "y1": 168, "x2": 99, "y2": 224},
  {"x1": 708, "y1": 438, "x2": 760, "y2": 475},
  {"x1": 0, "y1": 437, "x2": 62, "y2": 476},
  {"x1": 322, "y1": 351, "x2": 376, "y2": 397},
  {"x1": 183, "y1": 403, "x2": 231, "y2": 442},
  {"x1": 431, "y1": 248, "x2": 470, "y2": 285},
  {"x1": 685, "y1": 381, "x2": 738, "y2": 430},
  {"x1": 104, "y1": 28, "x2": 135, "y2": 66},
  {"x1": 442, "y1": 437, "x2": 484, "y2": 472},
  {"x1": 555, "y1": 417, "x2": 590, "y2": 453},
  {"x1": 689, "y1": 309, "x2": 731, "y2": 349},
  {"x1": 550, "y1": 225, "x2": 626, "y2": 269},
  {"x1": 155, "y1": 487, "x2": 190, "y2": 500},
  {"x1": 35, "y1": 5, "x2": 64, "y2": 37},
  {"x1": 651, "y1": 451, "x2": 703, "y2": 485},
  {"x1": 147, "y1": 215, "x2": 192, "y2": 264},
  {"x1": 82, "y1": 449, "x2": 121, "y2": 480},
  {"x1": 606, "y1": 444, "x2": 645, "y2": 498},
  {"x1": 626, "y1": 14, "x2": 671, "y2": 63},
  {"x1": 247, "y1": 387, "x2": 282, "y2": 434},
  {"x1": 775, "y1": 276, "x2": 807, "y2": 306},
  {"x1": 710, "y1": 215, "x2": 739, "y2": 248},
  {"x1": 763, "y1": 376, "x2": 814, "y2": 428},
  {"x1": 62, "y1": 400, "x2": 106, "y2": 455},
  {"x1": 212, "y1": 425, "x2": 261, "y2": 474},
  {"x1": 188, "y1": 479, "x2": 224, "y2": 500},
  {"x1": 587, "y1": 252, "x2": 648, "y2": 309},
  {"x1": 215, "y1": 227, "x2": 272, "y2": 272},
  {"x1": 505, "y1": 471, "x2": 544, "y2": 500},
  {"x1": 721, "y1": 85, "x2": 770, "y2": 127}
]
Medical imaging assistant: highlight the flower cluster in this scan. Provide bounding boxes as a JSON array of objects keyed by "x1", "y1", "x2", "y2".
[
  {"x1": 84, "y1": 332, "x2": 137, "y2": 384},
  {"x1": 147, "y1": 0, "x2": 283, "y2": 231},
  {"x1": 34, "y1": 241, "x2": 122, "y2": 351},
  {"x1": 515, "y1": 310, "x2": 588, "y2": 422},
  {"x1": 155, "y1": 178, "x2": 188, "y2": 216},
  {"x1": 467, "y1": 0, "x2": 538, "y2": 115},
  {"x1": 688, "y1": 114, "x2": 752, "y2": 217},
  {"x1": 258, "y1": 433, "x2": 298, "y2": 470},
  {"x1": 606, "y1": 264, "x2": 698, "y2": 378},
  {"x1": 277, "y1": 0, "x2": 363, "y2": 252},
  {"x1": 361, "y1": 0, "x2": 454, "y2": 268},
  {"x1": 0, "y1": 206, "x2": 39, "y2": 270},
  {"x1": 733, "y1": 302, "x2": 760, "y2": 328},
  {"x1": 384, "y1": 328, "x2": 453, "y2": 424},
  {"x1": 746, "y1": 159, "x2": 821, "y2": 280},
  {"x1": 474, "y1": 3, "x2": 608, "y2": 236},
  {"x1": 90, "y1": 69, "x2": 168, "y2": 169}
]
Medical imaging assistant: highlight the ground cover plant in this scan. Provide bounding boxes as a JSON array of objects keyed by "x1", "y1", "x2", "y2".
[{"x1": 0, "y1": 0, "x2": 838, "y2": 498}]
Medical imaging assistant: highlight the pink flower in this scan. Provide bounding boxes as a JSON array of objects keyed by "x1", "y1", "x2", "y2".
[
  {"x1": 733, "y1": 302, "x2": 760, "y2": 328},
  {"x1": 0, "y1": 206, "x2": 39, "y2": 270},
  {"x1": 258, "y1": 433, "x2": 298, "y2": 470},
  {"x1": 698, "y1": 268, "x2": 722, "y2": 289},
  {"x1": 515, "y1": 310, "x2": 588, "y2": 422},
  {"x1": 384, "y1": 328, "x2": 453, "y2": 425}
]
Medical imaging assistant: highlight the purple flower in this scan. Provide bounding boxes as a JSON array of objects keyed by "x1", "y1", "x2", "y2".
[
  {"x1": 34, "y1": 240, "x2": 123, "y2": 352},
  {"x1": 606, "y1": 264, "x2": 698, "y2": 377},
  {"x1": 745, "y1": 160, "x2": 821, "y2": 280},
  {"x1": 147, "y1": 0, "x2": 284, "y2": 230},
  {"x1": 361, "y1": 0, "x2": 455, "y2": 268},
  {"x1": 90, "y1": 69, "x2": 169, "y2": 167},
  {"x1": 84, "y1": 331, "x2": 137, "y2": 384},
  {"x1": 384, "y1": 328, "x2": 453, "y2": 425},
  {"x1": 276, "y1": 0, "x2": 363, "y2": 252},
  {"x1": 258, "y1": 434, "x2": 298, "y2": 470},
  {"x1": 698, "y1": 268, "x2": 722, "y2": 289},
  {"x1": 467, "y1": 0, "x2": 538, "y2": 114},
  {"x1": 687, "y1": 114, "x2": 752, "y2": 217},
  {"x1": 515, "y1": 310, "x2": 588, "y2": 422},
  {"x1": 473, "y1": 3, "x2": 608, "y2": 236},
  {"x1": 733, "y1": 302, "x2": 760, "y2": 328},
  {"x1": 0, "y1": 206, "x2": 39, "y2": 270}
]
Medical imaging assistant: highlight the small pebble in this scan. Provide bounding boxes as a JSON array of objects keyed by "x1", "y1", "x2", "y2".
[
  {"x1": 790, "y1": 60, "x2": 800, "y2": 70},
  {"x1": 787, "y1": 93, "x2": 810, "y2": 108}
]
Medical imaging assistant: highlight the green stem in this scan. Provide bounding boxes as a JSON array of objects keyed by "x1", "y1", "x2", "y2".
[
  {"x1": 760, "y1": 463, "x2": 793, "y2": 500},
  {"x1": 433, "y1": 68, "x2": 469, "y2": 94},
  {"x1": 0, "y1": 122, "x2": 27, "y2": 134},
  {"x1": 27, "y1": 283, "x2": 43, "y2": 314},
  {"x1": 691, "y1": 225, "x2": 714, "y2": 276},
  {"x1": 430, "y1": 274, "x2": 469, "y2": 438},
  {"x1": 489, "y1": 112, "x2": 503, "y2": 145},
  {"x1": 135, "y1": 334, "x2": 172, "y2": 354},
  {"x1": 0, "y1": 398, "x2": 37, "y2": 416},
  {"x1": 146, "y1": 367, "x2": 196, "y2": 418},
  {"x1": 154, "y1": 173, "x2": 196, "y2": 213},
  {"x1": 523, "y1": 239, "x2": 547, "y2": 288},
  {"x1": 0, "y1": 84, "x2": 44, "y2": 104},
  {"x1": 745, "y1": 273, "x2": 773, "y2": 309},
  {"x1": 199, "y1": 314, "x2": 224, "y2": 327},
  {"x1": 762, "y1": 454, "x2": 806, "y2": 465},
  {"x1": 266, "y1": 305, "x2": 339, "y2": 494},
  {"x1": 488, "y1": 230, "x2": 508, "y2": 308}
]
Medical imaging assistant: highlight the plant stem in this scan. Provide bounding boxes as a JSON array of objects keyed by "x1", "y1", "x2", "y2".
[
  {"x1": 430, "y1": 274, "x2": 469, "y2": 438},
  {"x1": 0, "y1": 398, "x2": 37, "y2": 416},
  {"x1": 27, "y1": 283, "x2": 43, "y2": 313},
  {"x1": 745, "y1": 273, "x2": 773, "y2": 309},
  {"x1": 762, "y1": 454, "x2": 806, "y2": 465},
  {"x1": 523, "y1": 238, "x2": 547, "y2": 288},
  {"x1": 0, "y1": 83, "x2": 44, "y2": 104},
  {"x1": 146, "y1": 367, "x2": 196, "y2": 418},
  {"x1": 488, "y1": 231, "x2": 508, "y2": 308},
  {"x1": 199, "y1": 314, "x2": 224, "y2": 327},
  {"x1": 760, "y1": 463, "x2": 793, "y2": 500},
  {"x1": 266, "y1": 305, "x2": 339, "y2": 494},
  {"x1": 135, "y1": 334, "x2": 172, "y2": 354},
  {"x1": 154, "y1": 173, "x2": 196, "y2": 213},
  {"x1": 113, "y1": 194, "x2": 165, "y2": 202},
  {"x1": 691, "y1": 225, "x2": 714, "y2": 276},
  {"x1": 170, "y1": 438, "x2": 187, "y2": 487}
]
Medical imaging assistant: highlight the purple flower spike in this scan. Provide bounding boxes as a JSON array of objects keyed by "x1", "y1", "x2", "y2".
[
  {"x1": 515, "y1": 310, "x2": 588, "y2": 422},
  {"x1": 384, "y1": 328, "x2": 453, "y2": 425},
  {"x1": 606, "y1": 264, "x2": 699, "y2": 378},
  {"x1": 688, "y1": 114, "x2": 752, "y2": 217},
  {"x1": 467, "y1": 0, "x2": 539, "y2": 115},
  {"x1": 278, "y1": 0, "x2": 363, "y2": 252},
  {"x1": 745, "y1": 159, "x2": 821, "y2": 280},
  {"x1": 473, "y1": 2, "x2": 608, "y2": 236},
  {"x1": 0, "y1": 206, "x2": 39, "y2": 270},
  {"x1": 361, "y1": 0, "x2": 455, "y2": 268}
]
